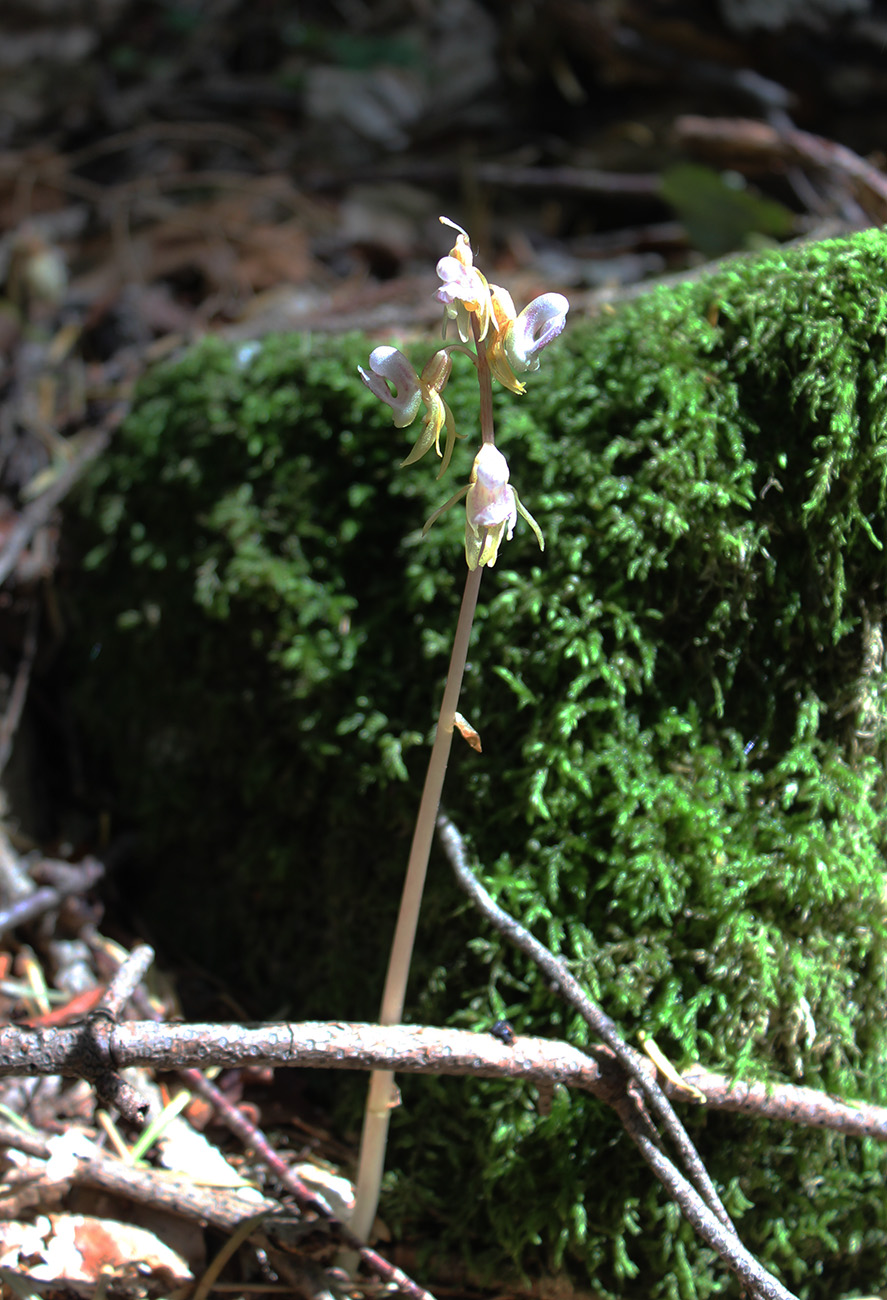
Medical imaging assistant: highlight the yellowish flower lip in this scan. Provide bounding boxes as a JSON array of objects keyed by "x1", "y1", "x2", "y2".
[
  {"x1": 358, "y1": 345, "x2": 460, "y2": 475},
  {"x1": 423, "y1": 442, "x2": 545, "y2": 569}
]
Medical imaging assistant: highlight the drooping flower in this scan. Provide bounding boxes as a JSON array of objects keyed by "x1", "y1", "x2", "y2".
[
  {"x1": 358, "y1": 345, "x2": 459, "y2": 476},
  {"x1": 434, "y1": 217, "x2": 493, "y2": 343},
  {"x1": 486, "y1": 288, "x2": 570, "y2": 395},
  {"x1": 422, "y1": 442, "x2": 544, "y2": 570},
  {"x1": 464, "y1": 442, "x2": 518, "y2": 569}
]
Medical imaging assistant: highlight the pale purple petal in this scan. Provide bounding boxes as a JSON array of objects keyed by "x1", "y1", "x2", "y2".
[
  {"x1": 358, "y1": 346, "x2": 422, "y2": 427},
  {"x1": 435, "y1": 256, "x2": 486, "y2": 307},
  {"x1": 469, "y1": 484, "x2": 517, "y2": 530},
  {"x1": 505, "y1": 293, "x2": 570, "y2": 371}
]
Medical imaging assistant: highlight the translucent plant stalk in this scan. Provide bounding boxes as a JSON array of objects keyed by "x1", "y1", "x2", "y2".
[
  {"x1": 350, "y1": 562, "x2": 483, "y2": 1243},
  {"x1": 350, "y1": 322, "x2": 497, "y2": 1244},
  {"x1": 350, "y1": 218, "x2": 566, "y2": 1247}
]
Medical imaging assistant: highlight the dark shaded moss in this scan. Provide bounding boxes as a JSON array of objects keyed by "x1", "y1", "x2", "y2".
[{"x1": 67, "y1": 229, "x2": 887, "y2": 1296}]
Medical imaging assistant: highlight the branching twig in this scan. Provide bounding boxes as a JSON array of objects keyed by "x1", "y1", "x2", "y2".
[
  {"x1": 436, "y1": 812, "x2": 734, "y2": 1232},
  {"x1": 3, "y1": 1018, "x2": 887, "y2": 1141},
  {"x1": 77, "y1": 1010, "x2": 148, "y2": 1125},
  {"x1": 614, "y1": 1093, "x2": 797, "y2": 1300},
  {"x1": 436, "y1": 812, "x2": 799, "y2": 1300},
  {"x1": 674, "y1": 115, "x2": 887, "y2": 224},
  {"x1": 183, "y1": 1069, "x2": 438, "y2": 1300}
]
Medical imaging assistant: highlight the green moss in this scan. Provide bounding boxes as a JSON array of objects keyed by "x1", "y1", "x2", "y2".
[{"x1": 66, "y1": 229, "x2": 887, "y2": 1296}]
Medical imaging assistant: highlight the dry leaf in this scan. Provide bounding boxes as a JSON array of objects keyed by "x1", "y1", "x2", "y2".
[
  {"x1": 0, "y1": 1213, "x2": 193, "y2": 1291},
  {"x1": 453, "y1": 711, "x2": 482, "y2": 752}
]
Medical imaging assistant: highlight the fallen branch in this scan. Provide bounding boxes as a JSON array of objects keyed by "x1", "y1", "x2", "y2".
[
  {"x1": 0, "y1": 427, "x2": 110, "y2": 589},
  {"x1": 674, "y1": 114, "x2": 887, "y2": 224},
  {"x1": 0, "y1": 1018, "x2": 620, "y2": 1089},
  {"x1": 1, "y1": 1016, "x2": 884, "y2": 1140},
  {"x1": 436, "y1": 812, "x2": 797, "y2": 1300},
  {"x1": 0, "y1": 1121, "x2": 279, "y2": 1231},
  {"x1": 183, "y1": 1068, "x2": 437, "y2": 1300}
]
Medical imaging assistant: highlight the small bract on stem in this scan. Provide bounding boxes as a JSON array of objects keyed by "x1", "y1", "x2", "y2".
[{"x1": 350, "y1": 217, "x2": 568, "y2": 1248}]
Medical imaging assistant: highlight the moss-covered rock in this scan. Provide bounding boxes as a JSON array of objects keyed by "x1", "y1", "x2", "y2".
[{"x1": 67, "y1": 229, "x2": 887, "y2": 1297}]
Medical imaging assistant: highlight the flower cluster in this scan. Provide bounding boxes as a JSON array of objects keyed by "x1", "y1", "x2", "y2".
[
  {"x1": 434, "y1": 217, "x2": 569, "y2": 397},
  {"x1": 359, "y1": 216, "x2": 568, "y2": 569}
]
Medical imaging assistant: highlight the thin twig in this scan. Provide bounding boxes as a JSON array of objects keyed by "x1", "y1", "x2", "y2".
[
  {"x1": 0, "y1": 599, "x2": 39, "y2": 778},
  {"x1": 304, "y1": 159, "x2": 661, "y2": 199},
  {"x1": 31, "y1": 857, "x2": 105, "y2": 893},
  {"x1": 184, "y1": 1069, "x2": 438, "y2": 1300},
  {"x1": 97, "y1": 944, "x2": 155, "y2": 1018},
  {"x1": 0, "y1": 886, "x2": 67, "y2": 939},
  {"x1": 92, "y1": 1070, "x2": 150, "y2": 1123},
  {"x1": 435, "y1": 811, "x2": 736, "y2": 1234},
  {"x1": 436, "y1": 813, "x2": 799, "y2": 1300},
  {"x1": 0, "y1": 428, "x2": 110, "y2": 589},
  {"x1": 680, "y1": 1065, "x2": 887, "y2": 1137},
  {"x1": 0, "y1": 859, "x2": 103, "y2": 939},
  {"x1": 614, "y1": 1093, "x2": 798, "y2": 1300}
]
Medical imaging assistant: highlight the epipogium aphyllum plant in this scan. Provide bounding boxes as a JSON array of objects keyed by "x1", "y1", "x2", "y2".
[{"x1": 350, "y1": 217, "x2": 569, "y2": 1243}]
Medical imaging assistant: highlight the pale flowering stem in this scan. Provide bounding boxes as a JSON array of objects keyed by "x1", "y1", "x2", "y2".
[
  {"x1": 351, "y1": 567, "x2": 483, "y2": 1241},
  {"x1": 473, "y1": 315, "x2": 495, "y2": 445},
  {"x1": 351, "y1": 305, "x2": 495, "y2": 1246}
]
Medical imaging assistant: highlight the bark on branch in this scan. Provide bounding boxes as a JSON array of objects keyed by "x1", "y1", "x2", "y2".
[{"x1": 1, "y1": 1018, "x2": 885, "y2": 1141}]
